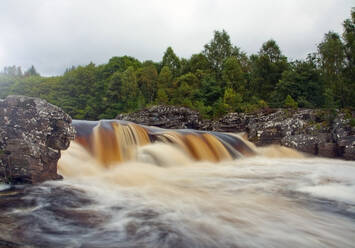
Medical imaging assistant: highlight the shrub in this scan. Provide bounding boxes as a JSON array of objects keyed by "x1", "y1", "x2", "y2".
[{"x1": 284, "y1": 95, "x2": 298, "y2": 109}]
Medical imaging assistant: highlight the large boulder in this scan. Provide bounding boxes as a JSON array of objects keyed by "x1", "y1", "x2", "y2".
[{"x1": 0, "y1": 95, "x2": 75, "y2": 184}]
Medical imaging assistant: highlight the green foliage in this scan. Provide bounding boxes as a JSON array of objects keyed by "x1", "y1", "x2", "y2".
[
  {"x1": 212, "y1": 98, "x2": 228, "y2": 118},
  {"x1": 258, "y1": 99, "x2": 269, "y2": 109},
  {"x1": 275, "y1": 59, "x2": 323, "y2": 107},
  {"x1": 193, "y1": 100, "x2": 212, "y2": 118},
  {"x1": 0, "y1": 9, "x2": 354, "y2": 120},
  {"x1": 24, "y1": 65, "x2": 40, "y2": 77},
  {"x1": 203, "y1": 30, "x2": 240, "y2": 79},
  {"x1": 342, "y1": 8, "x2": 355, "y2": 108},
  {"x1": 323, "y1": 88, "x2": 338, "y2": 109},
  {"x1": 222, "y1": 57, "x2": 245, "y2": 91},
  {"x1": 350, "y1": 118, "x2": 355, "y2": 127},
  {"x1": 137, "y1": 62, "x2": 158, "y2": 103},
  {"x1": 156, "y1": 89, "x2": 169, "y2": 104},
  {"x1": 284, "y1": 95, "x2": 298, "y2": 109},
  {"x1": 250, "y1": 39, "x2": 288, "y2": 102},
  {"x1": 162, "y1": 47, "x2": 181, "y2": 77},
  {"x1": 318, "y1": 32, "x2": 346, "y2": 107},
  {"x1": 189, "y1": 53, "x2": 210, "y2": 73},
  {"x1": 223, "y1": 88, "x2": 243, "y2": 112}
]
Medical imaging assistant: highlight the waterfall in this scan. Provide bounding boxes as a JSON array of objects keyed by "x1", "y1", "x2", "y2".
[
  {"x1": 70, "y1": 120, "x2": 256, "y2": 167},
  {"x1": 1, "y1": 119, "x2": 354, "y2": 248}
]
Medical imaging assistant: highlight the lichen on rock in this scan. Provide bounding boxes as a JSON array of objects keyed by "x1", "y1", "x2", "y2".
[
  {"x1": 117, "y1": 106, "x2": 355, "y2": 160},
  {"x1": 0, "y1": 95, "x2": 75, "y2": 184}
]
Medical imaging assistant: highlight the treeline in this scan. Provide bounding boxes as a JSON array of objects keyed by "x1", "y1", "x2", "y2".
[{"x1": 0, "y1": 9, "x2": 354, "y2": 120}]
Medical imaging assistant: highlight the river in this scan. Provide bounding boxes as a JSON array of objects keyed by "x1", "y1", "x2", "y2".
[{"x1": 0, "y1": 121, "x2": 354, "y2": 247}]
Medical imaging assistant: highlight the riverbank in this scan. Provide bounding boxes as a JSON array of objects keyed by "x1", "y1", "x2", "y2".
[{"x1": 117, "y1": 106, "x2": 355, "y2": 160}]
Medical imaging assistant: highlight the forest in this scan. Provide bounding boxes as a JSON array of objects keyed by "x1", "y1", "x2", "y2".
[{"x1": 0, "y1": 9, "x2": 354, "y2": 120}]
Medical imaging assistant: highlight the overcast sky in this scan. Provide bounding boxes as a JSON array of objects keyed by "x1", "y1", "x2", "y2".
[{"x1": 0, "y1": 0, "x2": 353, "y2": 76}]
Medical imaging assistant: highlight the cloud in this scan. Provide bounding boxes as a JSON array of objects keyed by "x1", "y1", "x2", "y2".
[{"x1": 0, "y1": 0, "x2": 353, "y2": 75}]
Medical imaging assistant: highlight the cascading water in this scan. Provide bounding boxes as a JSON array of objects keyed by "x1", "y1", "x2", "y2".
[{"x1": 0, "y1": 120, "x2": 355, "y2": 248}]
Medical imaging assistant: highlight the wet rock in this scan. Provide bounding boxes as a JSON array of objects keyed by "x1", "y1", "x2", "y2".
[
  {"x1": 280, "y1": 135, "x2": 317, "y2": 154},
  {"x1": 0, "y1": 95, "x2": 75, "y2": 184},
  {"x1": 117, "y1": 106, "x2": 355, "y2": 160},
  {"x1": 337, "y1": 136, "x2": 355, "y2": 160},
  {"x1": 332, "y1": 113, "x2": 351, "y2": 141},
  {"x1": 216, "y1": 109, "x2": 354, "y2": 159},
  {"x1": 318, "y1": 143, "x2": 337, "y2": 158}
]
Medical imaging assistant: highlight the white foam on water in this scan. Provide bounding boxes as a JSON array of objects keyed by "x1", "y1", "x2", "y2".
[
  {"x1": 54, "y1": 147, "x2": 355, "y2": 247},
  {"x1": 0, "y1": 184, "x2": 10, "y2": 191}
]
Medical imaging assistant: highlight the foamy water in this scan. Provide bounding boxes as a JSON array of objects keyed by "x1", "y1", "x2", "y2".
[{"x1": 1, "y1": 139, "x2": 355, "y2": 247}]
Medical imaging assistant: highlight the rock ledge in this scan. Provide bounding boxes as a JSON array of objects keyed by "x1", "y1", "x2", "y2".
[{"x1": 117, "y1": 106, "x2": 355, "y2": 160}]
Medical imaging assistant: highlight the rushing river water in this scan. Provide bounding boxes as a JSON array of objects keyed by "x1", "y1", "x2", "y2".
[{"x1": 0, "y1": 121, "x2": 355, "y2": 247}]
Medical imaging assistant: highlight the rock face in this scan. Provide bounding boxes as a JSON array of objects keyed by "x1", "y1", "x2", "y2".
[
  {"x1": 117, "y1": 106, "x2": 355, "y2": 160},
  {"x1": 117, "y1": 105, "x2": 203, "y2": 129},
  {"x1": 0, "y1": 95, "x2": 75, "y2": 184}
]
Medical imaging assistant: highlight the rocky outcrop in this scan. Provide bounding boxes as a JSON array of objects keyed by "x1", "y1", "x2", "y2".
[
  {"x1": 214, "y1": 109, "x2": 355, "y2": 159},
  {"x1": 117, "y1": 106, "x2": 355, "y2": 160},
  {"x1": 0, "y1": 95, "x2": 75, "y2": 184},
  {"x1": 117, "y1": 105, "x2": 203, "y2": 129}
]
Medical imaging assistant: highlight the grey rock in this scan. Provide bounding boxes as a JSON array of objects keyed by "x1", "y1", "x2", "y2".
[
  {"x1": 0, "y1": 95, "x2": 75, "y2": 184},
  {"x1": 281, "y1": 134, "x2": 320, "y2": 154},
  {"x1": 117, "y1": 105, "x2": 204, "y2": 129},
  {"x1": 318, "y1": 143, "x2": 337, "y2": 158},
  {"x1": 117, "y1": 105, "x2": 355, "y2": 160},
  {"x1": 337, "y1": 135, "x2": 355, "y2": 160}
]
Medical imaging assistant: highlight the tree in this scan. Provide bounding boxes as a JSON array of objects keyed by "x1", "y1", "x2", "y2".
[
  {"x1": 102, "y1": 56, "x2": 141, "y2": 78},
  {"x1": 2, "y1": 66, "x2": 22, "y2": 77},
  {"x1": 203, "y1": 30, "x2": 240, "y2": 78},
  {"x1": 342, "y1": 8, "x2": 355, "y2": 75},
  {"x1": 171, "y1": 73, "x2": 199, "y2": 105},
  {"x1": 24, "y1": 65, "x2": 40, "y2": 77},
  {"x1": 189, "y1": 53, "x2": 210, "y2": 73},
  {"x1": 223, "y1": 88, "x2": 243, "y2": 112},
  {"x1": 1, "y1": 8, "x2": 353, "y2": 120},
  {"x1": 250, "y1": 39, "x2": 288, "y2": 103},
  {"x1": 156, "y1": 88, "x2": 169, "y2": 104},
  {"x1": 137, "y1": 62, "x2": 158, "y2": 103},
  {"x1": 119, "y1": 66, "x2": 141, "y2": 112},
  {"x1": 342, "y1": 8, "x2": 355, "y2": 107},
  {"x1": 222, "y1": 56, "x2": 245, "y2": 91},
  {"x1": 198, "y1": 74, "x2": 223, "y2": 106},
  {"x1": 275, "y1": 58, "x2": 323, "y2": 107},
  {"x1": 259, "y1": 40, "x2": 283, "y2": 63},
  {"x1": 318, "y1": 32, "x2": 345, "y2": 107},
  {"x1": 162, "y1": 47, "x2": 181, "y2": 77},
  {"x1": 323, "y1": 88, "x2": 337, "y2": 109}
]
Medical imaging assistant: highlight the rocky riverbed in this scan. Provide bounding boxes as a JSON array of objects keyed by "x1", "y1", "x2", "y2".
[{"x1": 118, "y1": 106, "x2": 355, "y2": 160}]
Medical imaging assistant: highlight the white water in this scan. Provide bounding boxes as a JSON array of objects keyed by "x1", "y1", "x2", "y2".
[
  {"x1": 51, "y1": 143, "x2": 355, "y2": 247},
  {"x1": 0, "y1": 184, "x2": 10, "y2": 191},
  {"x1": 1, "y1": 142, "x2": 355, "y2": 247}
]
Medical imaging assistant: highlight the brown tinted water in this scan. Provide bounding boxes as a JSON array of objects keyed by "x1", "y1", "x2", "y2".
[{"x1": 0, "y1": 120, "x2": 354, "y2": 248}]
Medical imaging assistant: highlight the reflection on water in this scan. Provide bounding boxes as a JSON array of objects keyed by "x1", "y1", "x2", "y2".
[{"x1": 0, "y1": 143, "x2": 355, "y2": 247}]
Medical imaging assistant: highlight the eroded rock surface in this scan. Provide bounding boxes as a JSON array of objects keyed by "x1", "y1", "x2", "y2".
[
  {"x1": 117, "y1": 105, "x2": 203, "y2": 129},
  {"x1": 0, "y1": 95, "x2": 75, "y2": 184},
  {"x1": 117, "y1": 106, "x2": 355, "y2": 160}
]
